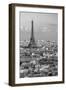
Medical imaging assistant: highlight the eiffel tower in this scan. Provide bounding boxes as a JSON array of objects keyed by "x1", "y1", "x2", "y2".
[{"x1": 28, "y1": 20, "x2": 37, "y2": 48}]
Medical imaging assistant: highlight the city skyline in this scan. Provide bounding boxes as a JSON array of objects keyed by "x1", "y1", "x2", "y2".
[
  {"x1": 19, "y1": 12, "x2": 58, "y2": 78},
  {"x1": 19, "y1": 12, "x2": 58, "y2": 43}
]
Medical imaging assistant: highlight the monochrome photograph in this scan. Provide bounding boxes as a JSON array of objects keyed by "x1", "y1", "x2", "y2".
[
  {"x1": 9, "y1": 4, "x2": 64, "y2": 86},
  {"x1": 19, "y1": 12, "x2": 58, "y2": 78}
]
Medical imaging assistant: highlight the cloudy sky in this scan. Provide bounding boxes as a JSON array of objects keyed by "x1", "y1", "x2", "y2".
[{"x1": 19, "y1": 12, "x2": 58, "y2": 43}]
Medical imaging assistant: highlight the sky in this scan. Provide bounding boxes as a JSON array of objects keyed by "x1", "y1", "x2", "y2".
[{"x1": 19, "y1": 12, "x2": 58, "y2": 43}]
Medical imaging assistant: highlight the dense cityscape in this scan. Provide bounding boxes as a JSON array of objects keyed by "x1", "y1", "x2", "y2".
[{"x1": 19, "y1": 21, "x2": 58, "y2": 78}]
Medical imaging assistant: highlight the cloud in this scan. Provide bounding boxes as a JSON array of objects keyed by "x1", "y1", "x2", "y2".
[
  {"x1": 20, "y1": 26, "x2": 31, "y2": 32},
  {"x1": 41, "y1": 27, "x2": 49, "y2": 32}
]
